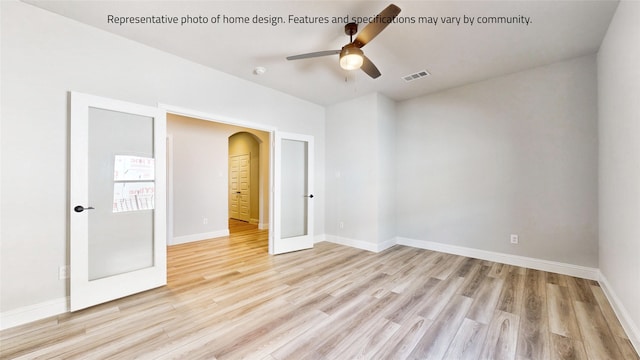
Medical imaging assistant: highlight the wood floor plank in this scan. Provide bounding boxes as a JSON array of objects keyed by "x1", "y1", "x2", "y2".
[
  {"x1": 455, "y1": 257, "x2": 480, "y2": 278},
  {"x1": 1, "y1": 219, "x2": 636, "y2": 360},
  {"x1": 153, "y1": 300, "x2": 296, "y2": 359},
  {"x1": 517, "y1": 269, "x2": 551, "y2": 360},
  {"x1": 566, "y1": 276, "x2": 598, "y2": 304},
  {"x1": 429, "y1": 254, "x2": 466, "y2": 280},
  {"x1": 388, "y1": 251, "x2": 441, "y2": 293},
  {"x1": 550, "y1": 333, "x2": 588, "y2": 360},
  {"x1": 416, "y1": 275, "x2": 465, "y2": 321},
  {"x1": 215, "y1": 309, "x2": 328, "y2": 360},
  {"x1": 318, "y1": 272, "x2": 390, "y2": 316},
  {"x1": 497, "y1": 271, "x2": 525, "y2": 314},
  {"x1": 547, "y1": 283, "x2": 582, "y2": 339},
  {"x1": 373, "y1": 315, "x2": 433, "y2": 360},
  {"x1": 442, "y1": 318, "x2": 488, "y2": 359},
  {"x1": 489, "y1": 262, "x2": 511, "y2": 279},
  {"x1": 384, "y1": 277, "x2": 441, "y2": 324},
  {"x1": 480, "y1": 310, "x2": 520, "y2": 360},
  {"x1": 314, "y1": 294, "x2": 402, "y2": 359},
  {"x1": 407, "y1": 294, "x2": 474, "y2": 359},
  {"x1": 337, "y1": 318, "x2": 401, "y2": 359},
  {"x1": 467, "y1": 276, "x2": 505, "y2": 324},
  {"x1": 270, "y1": 295, "x2": 374, "y2": 359},
  {"x1": 614, "y1": 337, "x2": 640, "y2": 360},
  {"x1": 459, "y1": 264, "x2": 492, "y2": 298},
  {"x1": 574, "y1": 301, "x2": 625, "y2": 360},
  {"x1": 546, "y1": 272, "x2": 568, "y2": 286},
  {"x1": 590, "y1": 285, "x2": 630, "y2": 339}
]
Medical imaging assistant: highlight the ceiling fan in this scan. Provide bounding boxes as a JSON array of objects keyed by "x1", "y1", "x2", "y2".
[{"x1": 286, "y1": 4, "x2": 401, "y2": 79}]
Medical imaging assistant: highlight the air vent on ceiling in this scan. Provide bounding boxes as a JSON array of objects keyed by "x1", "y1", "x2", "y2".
[{"x1": 402, "y1": 69, "x2": 431, "y2": 82}]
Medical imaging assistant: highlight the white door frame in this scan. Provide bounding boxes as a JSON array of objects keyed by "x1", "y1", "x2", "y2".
[{"x1": 158, "y1": 104, "x2": 277, "y2": 247}]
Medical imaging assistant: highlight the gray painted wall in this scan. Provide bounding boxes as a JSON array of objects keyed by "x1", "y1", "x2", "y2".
[
  {"x1": 325, "y1": 94, "x2": 380, "y2": 244},
  {"x1": 598, "y1": 0, "x2": 640, "y2": 346},
  {"x1": 395, "y1": 55, "x2": 599, "y2": 267},
  {"x1": 169, "y1": 115, "x2": 229, "y2": 240},
  {"x1": 325, "y1": 93, "x2": 397, "y2": 246}
]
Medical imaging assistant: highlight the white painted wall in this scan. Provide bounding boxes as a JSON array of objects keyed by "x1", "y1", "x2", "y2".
[
  {"x1": 168, "y1": 115, "x2": 229, "y2": 242},
  {"x1": 325, "y1": 93, "x2": 396, "y2": 248},
  {"x1": 325, "y1": 94, "x2": 378, "y2": 245},
  {"x1": 597, "y1": 0, "x2": 640, "y2": 349},
  {"x1": 396, "y1": 55, "x2": 599, "y2": 268},
  {"x1": 0, "y1": 1, "x2": 325, "y2": 313},
  {"x1": 376, "y1": 95, "x2": 397, "y2": 244}
]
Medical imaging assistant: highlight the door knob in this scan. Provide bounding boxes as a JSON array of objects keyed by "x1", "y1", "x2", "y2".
[
  {"x1": 304, "y1": 194, "x2": 314, "y2": 198},
  {"x1": 74, "y1": 205, "x2": 95, "y2": 213}
]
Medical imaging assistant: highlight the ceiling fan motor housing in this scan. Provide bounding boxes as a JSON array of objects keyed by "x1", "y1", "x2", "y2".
[{"x1": 344, "y1": 22, "x2": 358, "y2": 36}]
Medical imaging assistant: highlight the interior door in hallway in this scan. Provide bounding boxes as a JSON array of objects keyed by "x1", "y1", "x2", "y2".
[{"x1": 229, "y1": 154, "x2": 250, "y2": 222}]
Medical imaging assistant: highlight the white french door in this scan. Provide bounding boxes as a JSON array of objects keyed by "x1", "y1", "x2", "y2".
[
  {"x1": 271, "y1": 132, "x2": 314, "y2": 254},
  {"x1": 70, "y1": 92, "x2": 167, "y2": 311}
]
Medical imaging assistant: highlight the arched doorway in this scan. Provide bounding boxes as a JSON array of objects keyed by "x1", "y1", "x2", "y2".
[{"x1": 228, "y1": 132, "x2": 260, "y2": 225}]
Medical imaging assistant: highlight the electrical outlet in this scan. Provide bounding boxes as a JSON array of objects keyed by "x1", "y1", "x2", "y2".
[
  {"x1": 203, "y1": 217, "x2": 208, "y2": 225},
  {"x1": 510, "y1": 234, "x2": 519, "y2": 244},
  {"x1": 339, "y1": 221, "x2": 344, "y2": 229},
  {"x1": 58, "y1": 265, "x2": 69, "y2": 280}
]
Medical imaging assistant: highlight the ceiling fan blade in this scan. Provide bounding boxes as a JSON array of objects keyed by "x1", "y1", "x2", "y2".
[
  {"x1": 353, "y1": 4, "x2": 401, "y2": 48},
  {"x1": 361, "y1": 55, "x2": 381, "y2": 79},
  {"x1": 286, "y1": 50, "x2": 340, "y2": 61}
]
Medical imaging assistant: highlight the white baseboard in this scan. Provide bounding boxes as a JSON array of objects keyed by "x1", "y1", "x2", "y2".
[
  {"x1": 598, "y1": 272, "x2": 640, "y2": 354},
  {"x1": 258, "y1": 223, "x2": 269, "y2": 230},
  {"x1": 170, "y1": 229, "x2": 229, "y2": 245},
  {"x1": 322, "y1": 234, "x2": 396, "y2": 253},
  {"x1": 0, "y1": 297, "x2": 68, "y2": 330},
  {"x1": 395, "y1": 237, "x2": 600, "y2": 280},
  {"x1": 320, "y1": 235, "x2": 598, "y2": 280},
  {"x1": 378, "y1": 237, "x2": 396, "y2": 252}
]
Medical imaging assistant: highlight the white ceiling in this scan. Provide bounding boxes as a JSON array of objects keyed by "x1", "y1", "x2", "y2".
[{"x1": 25, "y1": 0, "x2": 619, "y2": 106}]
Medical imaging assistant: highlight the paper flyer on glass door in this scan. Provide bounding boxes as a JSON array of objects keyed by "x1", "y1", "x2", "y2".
[
  {"x1": 114, "y1": 155, "x2": 155, "y2": 181},
  {"x1": 113, "y1": 182, "x2": 155, "y2": 212},
  {"x1": 113, "y1": 155, "x2": 155, "y2": 213}
]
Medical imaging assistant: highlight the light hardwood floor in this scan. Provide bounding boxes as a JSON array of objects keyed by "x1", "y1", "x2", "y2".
[{"x1": 1, "y1": 220, "x2": 638, "y2": 359}]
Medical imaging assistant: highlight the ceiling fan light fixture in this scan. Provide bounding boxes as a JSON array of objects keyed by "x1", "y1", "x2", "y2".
[
  {"x1": 286, "y1": 4, "x2": 401, "y2": 78},
  {"x1": 339, "y1": 45, "x2": 364, "y2": 70}
]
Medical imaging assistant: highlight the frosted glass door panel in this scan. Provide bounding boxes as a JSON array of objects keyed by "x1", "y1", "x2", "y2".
[
  {"x1": 281, "y1": 139, "x2": 308, "y2": 239},
  {"x1": 88, "y1": 107, "x2": 154, "y2": 280}
]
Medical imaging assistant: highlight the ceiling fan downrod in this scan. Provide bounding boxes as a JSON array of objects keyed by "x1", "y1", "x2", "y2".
[{"x1": 345, "y1": 22, "x2": 358, "y2": 42}]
